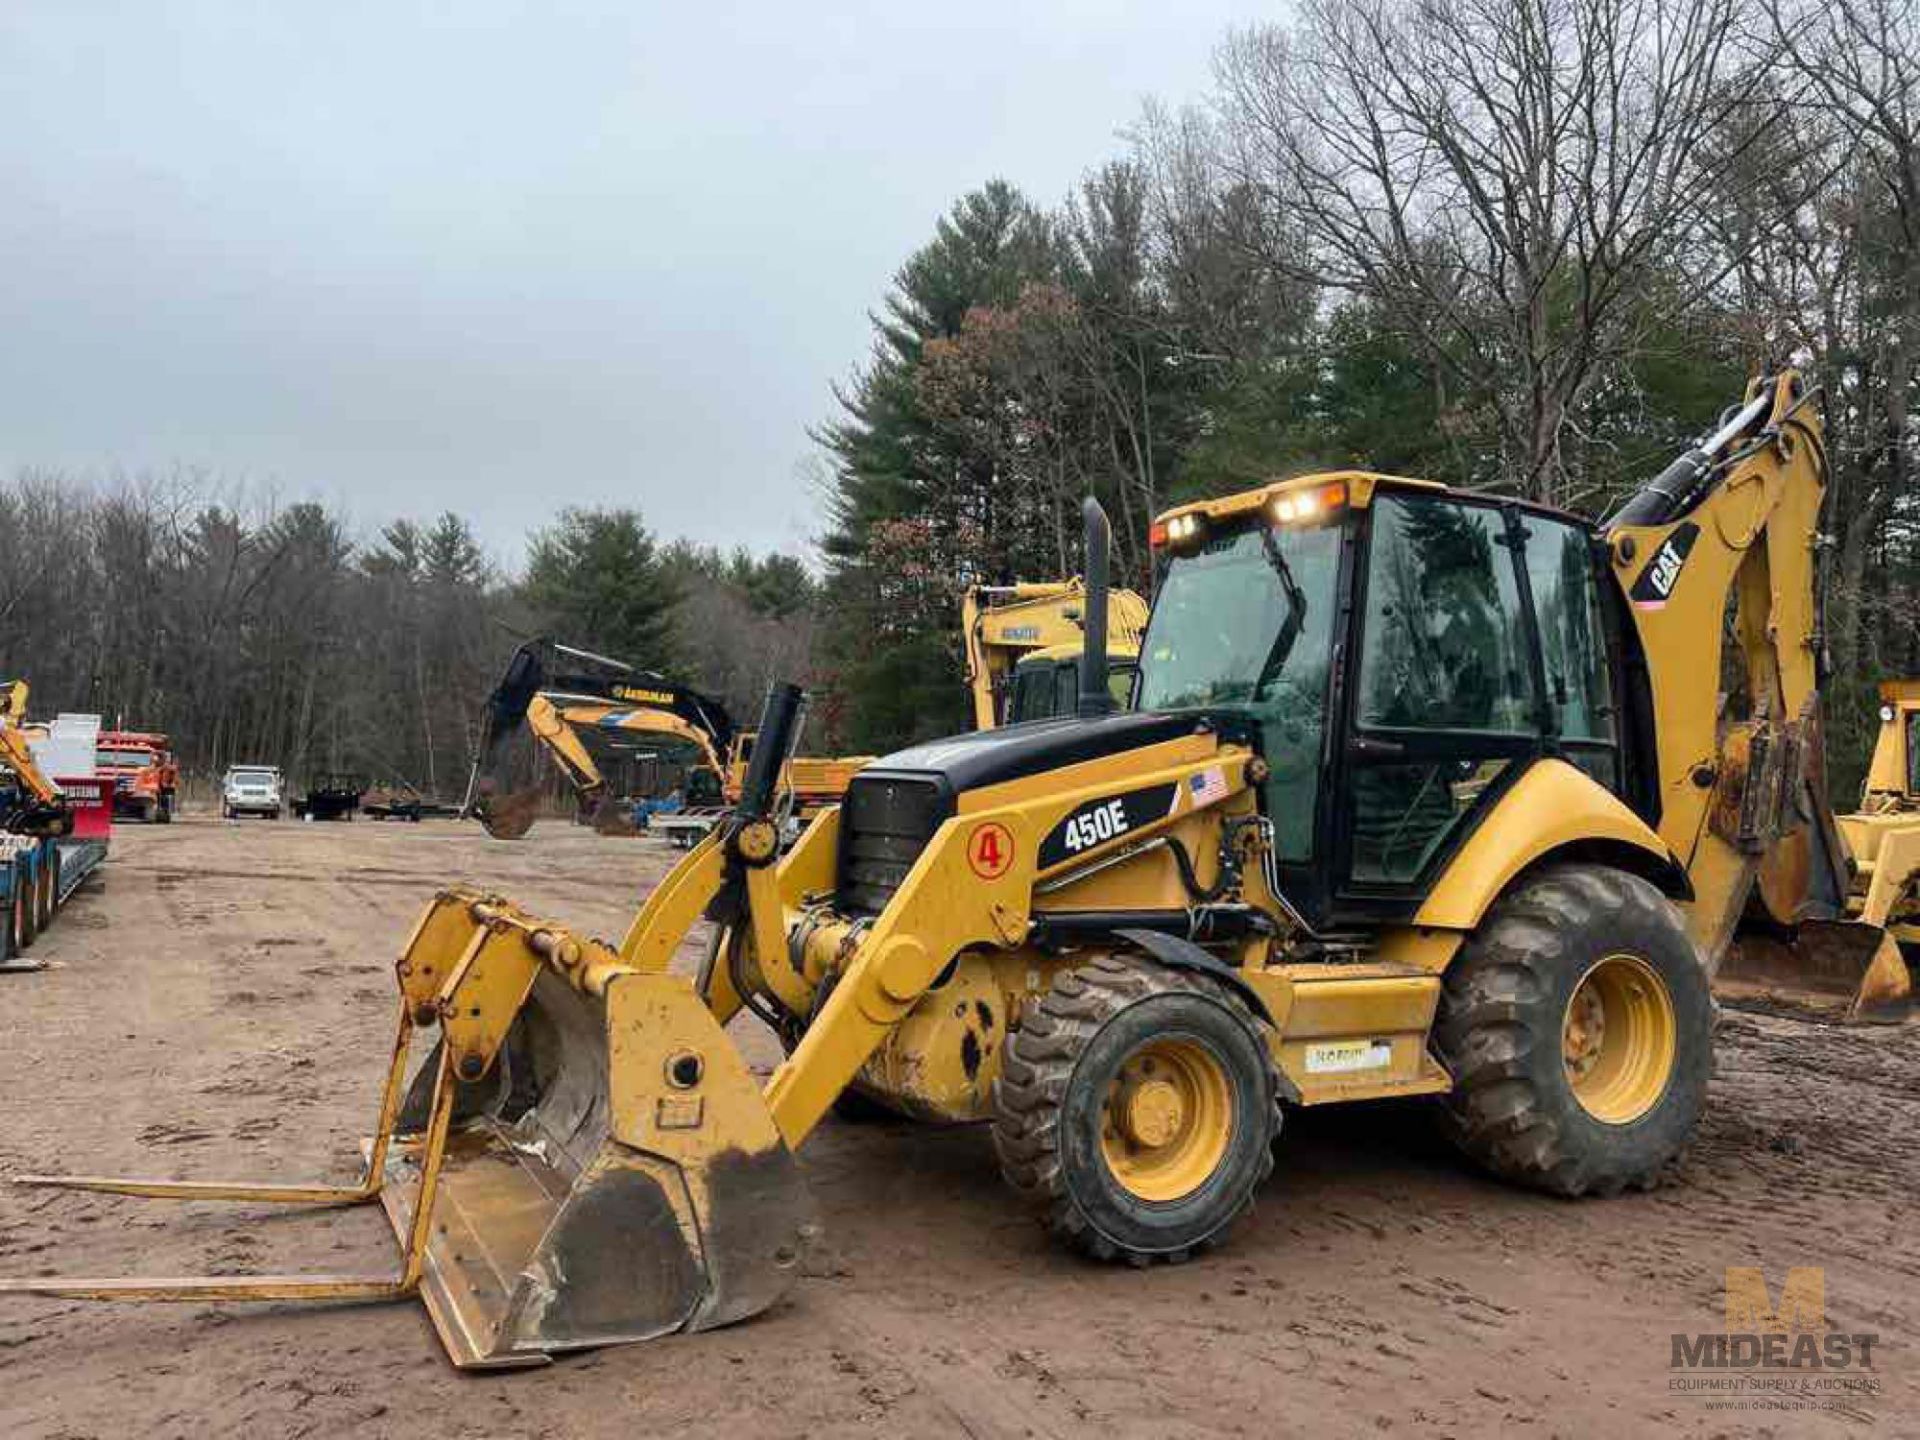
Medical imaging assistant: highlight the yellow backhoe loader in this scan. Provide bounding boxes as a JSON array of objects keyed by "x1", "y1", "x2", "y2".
[
  {"x1": 963, "y1": 579, "x2": 1149, "y2": 728},
  {"x1": 4, "y1": 372, "x2": 1907, "y2": 1369},
  {"x1": 1838, "y1": 683, "x2": 1920, "y2": 954}
]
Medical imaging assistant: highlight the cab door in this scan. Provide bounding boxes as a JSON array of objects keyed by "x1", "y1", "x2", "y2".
[
  {"x1": 1331, "y1": 493, "x2": 1626, "y2": 918},
  {"x1": 1333, "y1": 493, "x2": 1544, "y2": 916}
]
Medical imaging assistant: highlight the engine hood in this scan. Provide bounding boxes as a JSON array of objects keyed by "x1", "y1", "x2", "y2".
[{"x1": 862, "y1": 710, "x2": 1209, "y2": 796}]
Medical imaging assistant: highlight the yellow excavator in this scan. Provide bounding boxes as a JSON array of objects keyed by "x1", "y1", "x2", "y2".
[
  {"x1": 0, "y1": 681, "x2": 69, "y2": 838},
  {"x1": 462, "y1": 640, "x2": 737, "y2": 839},
  {"x1": 466, "y1": 640, "x2": 870, "y2": 841},
  {"x1": 491, "y1": 583, "x2": 1147, "y2": 843},
  {"x1": 963, "y1": 579, "x2": 1149, "y2": 728},
  {"x1": 4, "y1": 372, "x2": 1907, "y2": 1369}
]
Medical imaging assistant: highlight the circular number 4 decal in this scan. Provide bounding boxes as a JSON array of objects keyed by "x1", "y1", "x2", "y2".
[{"x1": 968, "y1": 821, "x2": 1016, "y2": 879}]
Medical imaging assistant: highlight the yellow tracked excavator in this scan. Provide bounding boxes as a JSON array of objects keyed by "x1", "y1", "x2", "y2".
[
  {"x1": 465, "y1": 640, "x2": 868, "y2": 840},
  {"x1": 2, "y1": 372, "x2": 1907, "y2": 1367},
  {"x1": 462, "y1": 640, "x2": 738, "y2": 838},
  {"x1": 963, "y1": 579, "x2": 1150, "y2": 727},
  {"x1": 0, "y1": 681, "x2": 69, "y2": 838}
]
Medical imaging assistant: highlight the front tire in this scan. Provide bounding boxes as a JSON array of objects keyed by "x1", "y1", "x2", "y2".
[
  {"x1": 994, "y1": 953, "x2": 1276, "y2": 1264},
  {"x1": 1435, "y1": 864, "x2": 1711, "y2": 1197}
]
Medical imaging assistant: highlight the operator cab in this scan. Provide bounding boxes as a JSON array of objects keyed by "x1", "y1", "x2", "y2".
[
  {"x1": 1140, "y1": 472, "x2": 1640, "y2": 930},
  {"x1": 1006, "y1": 647, "x2": 1137, "y2": 724}
]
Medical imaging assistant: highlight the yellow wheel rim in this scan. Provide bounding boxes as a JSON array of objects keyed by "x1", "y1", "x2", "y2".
[
  {"x1": 1563, "y1": 954, "x2": 1677, "y2": 1124},
  {"x1": 1099, "y1": 1037, "x2": 1235, "y2": 1202}
]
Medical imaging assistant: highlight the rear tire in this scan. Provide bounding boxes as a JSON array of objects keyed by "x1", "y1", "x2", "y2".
[
  {"x1": 33, "y1": 852, "x2": 54, "y2": 932},
  {"x1": 993, "y1": 953, "x2": 1276, "y2": 1264},
  {"x1": 1434, "y1": 864, "x2": 1711, "y2": 1197},
  {"x1": 13, "y1": 860, "x2": 36, "y2": 952}
]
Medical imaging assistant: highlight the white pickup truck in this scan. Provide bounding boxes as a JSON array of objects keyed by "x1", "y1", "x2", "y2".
[{"x1": 221, "y1": 765, "x2": 284, "y2": 819}]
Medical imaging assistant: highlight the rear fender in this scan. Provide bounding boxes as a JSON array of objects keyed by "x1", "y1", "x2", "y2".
[{"x1": 1418, "y1": 759, "x2": 1687, "y2": 932}]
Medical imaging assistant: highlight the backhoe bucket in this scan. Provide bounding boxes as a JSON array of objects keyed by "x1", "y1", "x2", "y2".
[
  {"x1": 590, "y1": 799, "x2": 639, "y2": 837},
  {"x1": 381, "y1": 965, "x2": 814, "y2": 1366},
  {"x1": 476, "y1": 785, "x2": 540, "y2": 840},
  {"x1": 1717, "y1": 923, "x2": 1912, "y2": 1023}
]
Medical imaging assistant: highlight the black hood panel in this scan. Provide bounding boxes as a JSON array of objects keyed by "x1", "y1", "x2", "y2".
[{"x1": 863, "y1": 711, "x2": 1208, "y2": 795}]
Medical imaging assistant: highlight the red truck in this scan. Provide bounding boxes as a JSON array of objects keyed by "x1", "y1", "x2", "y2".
[{"x1": 95, "y1": 730, "x2": 179, "y2": 823}]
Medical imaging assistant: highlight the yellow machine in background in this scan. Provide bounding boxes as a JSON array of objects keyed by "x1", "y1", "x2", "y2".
[
  {"x1": 963, "y1": 579, "x2": 1148, "y2": 729},
  {"x1": 5, "y1": 372, "x2": 1909, "y2": 1369},
  {"x1": 464, "y1": 641, "x2": 868, "y2": 839},
  {"x1": 1836, "y1": 683, "x2": 1919, "y2": 950},
  {"x1": 0, "y1": 681, "x2": 69, "y2": 837}
]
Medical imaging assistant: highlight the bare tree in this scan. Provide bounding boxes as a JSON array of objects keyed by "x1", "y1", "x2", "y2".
[
  {"x1": 1758, "y1": 0, "x2": 1920, "y2": 677},
  {"x1": 1214, "y1": 0, "x2": 1792, "y2": 504}
]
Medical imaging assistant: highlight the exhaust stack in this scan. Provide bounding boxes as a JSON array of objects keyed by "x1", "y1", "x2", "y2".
[{"x1": 1078, "y1": 496, "x2": 1114, "y2": 720}]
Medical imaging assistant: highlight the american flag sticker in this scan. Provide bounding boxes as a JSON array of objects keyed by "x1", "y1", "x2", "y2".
[{"x1": 1188, "y1": 766, "x2": 1229, "y2": 807}]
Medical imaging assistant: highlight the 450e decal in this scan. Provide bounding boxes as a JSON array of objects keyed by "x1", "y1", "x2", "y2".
[{"x1": 1037, "y1": 783, "x2": 1179, "y2": 869}]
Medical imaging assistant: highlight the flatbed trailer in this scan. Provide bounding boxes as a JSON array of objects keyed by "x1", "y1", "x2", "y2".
[{"x1": 0, "y1": 834, "x2": 105, "y2": 973}]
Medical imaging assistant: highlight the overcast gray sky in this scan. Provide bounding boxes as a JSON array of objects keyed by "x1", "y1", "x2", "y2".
[{"x1": 0, "y1": 2, "x2": 1267, "y2": 569}]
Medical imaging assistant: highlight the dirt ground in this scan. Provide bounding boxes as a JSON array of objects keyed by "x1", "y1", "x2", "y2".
[{"x1": 0, "y1": 814, "x2": 1914, "y2": 1438}]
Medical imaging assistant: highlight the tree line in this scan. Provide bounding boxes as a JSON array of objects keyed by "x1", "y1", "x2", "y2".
[
  {"x1": 4, "y1": 0, "x2": 1914, "y2": 797},
  {"x1": 818, "y1": 0, "x2": 1920, "y2": 792},
  {"x1": 0, "y1": 468, "x2": 818, "y2": 794}
]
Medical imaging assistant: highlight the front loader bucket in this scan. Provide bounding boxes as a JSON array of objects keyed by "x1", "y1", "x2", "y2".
[
  {"x1": 1717, "y1": 923, "x2": 1913, "y2": 1023},
  {"x1": 0, "y1": 884, "x2": 815, "y2": 1369},
  {"x1": 383, "y1": 965, "x2": 814, "y2": 1367}
]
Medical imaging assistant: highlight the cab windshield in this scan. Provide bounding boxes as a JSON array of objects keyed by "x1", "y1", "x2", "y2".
[
  {"x1": 1138, "y1": 522, "x2": 1342, "y2": 713},
  {"x1": 97, "y1": 748, "x2": 154, "y2": 769},
  {"x1": 1137, "y1": 518, "x2": 1343, "y2": 862}
]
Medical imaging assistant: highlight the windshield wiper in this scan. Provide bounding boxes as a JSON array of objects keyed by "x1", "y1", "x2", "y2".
[{"x1": 1252, "y1": 526, "x2": 1307, "y2": 700}]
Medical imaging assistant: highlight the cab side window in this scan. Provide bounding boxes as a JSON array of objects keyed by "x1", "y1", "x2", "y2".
[
  {"x1": 1009, "y1": 670, "x2": 1048, "y2": 724},
  {"x1": 1349, "y1": 496, "x2": 1534, "y2": 886},
  {"x1": 1358, "y1": 498, "x2": 1532, "y2": 734},
  {"x1": 1052, "y1": 662, "x2": 1079, "y2": 719}
]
